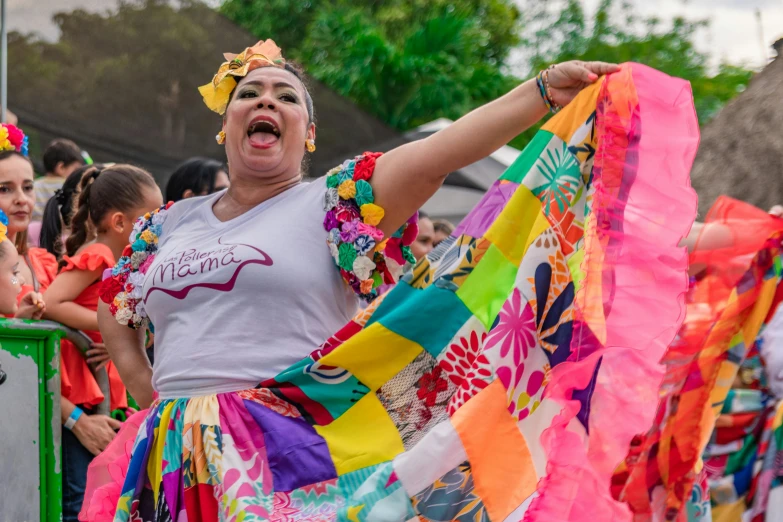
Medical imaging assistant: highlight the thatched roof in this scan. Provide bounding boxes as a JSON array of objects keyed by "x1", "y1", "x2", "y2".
[{"x1": 690, "y1": 49, "x2": 783, "y2": 216}]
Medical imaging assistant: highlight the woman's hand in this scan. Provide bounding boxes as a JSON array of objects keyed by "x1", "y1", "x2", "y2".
[
  {"x1": 86, "y1": 342, "x2": 111, "y2": 370},
  {"x1": 546, "y1": 61, "x2": 621, "y2": 108},
  {"x1": 72, "y1": 413, "x2": 122, "y2": 456},
  {"x1": 769, "y1": 205, "x2": 783, "y2": 218},
  {"x1": 15, "y1": 292, "x2": 45, "y2": 320}
]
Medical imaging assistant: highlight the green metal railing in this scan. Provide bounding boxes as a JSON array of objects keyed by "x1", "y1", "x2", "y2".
[{"x1": 0, "y1": 318, "x2": 112, "y2": 522}]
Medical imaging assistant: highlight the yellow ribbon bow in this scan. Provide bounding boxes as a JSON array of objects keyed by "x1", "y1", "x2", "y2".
[{"x1": 198, "y1": 39, "x2": 286, "y2": 115}]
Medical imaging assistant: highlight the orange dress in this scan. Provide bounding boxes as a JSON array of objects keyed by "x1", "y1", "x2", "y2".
[
  {"x1": 16, "y1": 247, "x2": 58, "y2": 304},
  {"x1": 58, "y1": 243, "x2": 128, "y2": 411}
]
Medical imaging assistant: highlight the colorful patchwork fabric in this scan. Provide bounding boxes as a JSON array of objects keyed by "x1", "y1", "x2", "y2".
[
  {"x1": 613, "y1": 198, "x2": 783, "y2": 521},
  {"x1": 689, "y1": 389, "x2": 783, "y2": 522},
  {"x1": 110, "y1": 63, "x2": 699, "y2": 522},
  {"x1": 324, "y1": 152, "x2": 418, "y2": 302}
]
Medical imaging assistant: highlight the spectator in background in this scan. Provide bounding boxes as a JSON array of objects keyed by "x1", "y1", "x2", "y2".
[
  {"x1": 432, "y1": 218, "x2": 455, "y2": 247},
  {"x1": 165, "y1": 157, "x2": 229, "y2": 202},
  {"x1": 411, "y1": 210, "x2": 435, "y2": 261},
  {"x1": 33, "y1": 139, "x2": 86, "y2": 221},
  {"x1": 0, "y1": 125, "x2": 59, "y2": 314}
]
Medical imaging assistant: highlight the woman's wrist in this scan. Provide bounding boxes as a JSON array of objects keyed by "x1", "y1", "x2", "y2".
[{"x1": 536, "y1": 65, "x2": 562, "y2": 114}]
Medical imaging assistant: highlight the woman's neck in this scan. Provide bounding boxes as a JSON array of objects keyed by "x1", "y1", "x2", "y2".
[{"x1": 214, "y1": 173, "x2": 301, "y2": 222}]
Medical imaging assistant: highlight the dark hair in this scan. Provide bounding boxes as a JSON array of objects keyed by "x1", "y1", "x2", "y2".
[
  {"x1": 433, "y1": 219, "x2": 455, "y2": 235},
  {"x1": 40, "y1": 164, "x2": 102, "y2": 259},
  {"x1": 165, "y1": 157, "x2": 226, "y2": 202},
  {"x1": 229, "y1": 62, "x2": 316, "y2": 125},
  {"x1": 64, "y1": 165, "x2": 158, "y2": 264},
  {"x1": 0, "y1": 150, "x2": 34, "y2": 255},
  {"x1": 418, "y1": 210, "x2": 430, "y2": 220},
  {"x1": 284, "y1": 62, "x2": 315, "y2": 125},
  {"x1": 0, "y1": 150, "x2": 28, "y2": 163},
  {"x1": 42, "y1": 139, "x2": 83, "y2": 174}
]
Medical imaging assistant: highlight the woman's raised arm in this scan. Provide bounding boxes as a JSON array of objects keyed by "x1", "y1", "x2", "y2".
[
  {"x1": 98, "y1": 299, "x2": 153, "y2": 408},
  {"x1": 371, "y1": 61, "x2": 619, "y2": 236}
]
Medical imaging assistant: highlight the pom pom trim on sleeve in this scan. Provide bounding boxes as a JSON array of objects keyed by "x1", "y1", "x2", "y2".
[
  {"x1": 100, "y1": 202, "x2": 173, "y2": 329},
  {"x1": 323, "y1": 152, "x2": 418, "y2": 302}
]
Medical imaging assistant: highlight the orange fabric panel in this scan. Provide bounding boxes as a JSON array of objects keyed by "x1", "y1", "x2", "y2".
[{"x1": 452, "y1": 380, "x2": 536, "y2": 521}]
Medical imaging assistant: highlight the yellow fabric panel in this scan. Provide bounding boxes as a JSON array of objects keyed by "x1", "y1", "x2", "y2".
[
  {"x1": 315, "y1": 393, "x2": 405, "y2": 476},
  {"x1": 712, "y1": 500, "x2": 747, "y2": 522},
  {"x1": 318, "y1": 322, "x2": 423, "y2": 391},
  {"x1": 452, "y1": 380, "x2": 537, "y2": 521},
  {"x1": 542, "y1": 80, "x2": 602, "y2": 143},
  {"x1": 742, "y1": 277, "x2": 777, "y2": 347},
  {"x1": 484, "y1": 184, "x2": 551, "y2": 266}
]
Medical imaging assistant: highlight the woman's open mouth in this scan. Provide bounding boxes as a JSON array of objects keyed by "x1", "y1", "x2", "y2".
[{"x1": 247, "y1": 119, "x2": 281, "y2": 149}]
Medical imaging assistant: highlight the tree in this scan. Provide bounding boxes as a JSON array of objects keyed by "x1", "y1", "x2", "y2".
[
  {"x1": 522, "y1": 0, "x2": 753, "y2": 125},
  {"x1": 220, "y1": 0, "x2": 521, "y2": 130}
]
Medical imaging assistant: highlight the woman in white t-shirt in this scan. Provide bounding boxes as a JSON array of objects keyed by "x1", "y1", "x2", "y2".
[{"x1": 84, "y1": 39, "x2": 654, "y2": 522}]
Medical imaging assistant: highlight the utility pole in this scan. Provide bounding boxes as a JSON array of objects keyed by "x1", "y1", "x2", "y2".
[
  {"x1": 755, "y1": 8, "x2": 768, "y2": 65},
  {"x1": 1, "y1": 0, "x2": 6, "y2": 123}
]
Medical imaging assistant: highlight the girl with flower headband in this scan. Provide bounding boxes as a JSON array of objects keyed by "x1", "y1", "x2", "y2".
[
  {"x1": 0, "y1": 208, "x2": 46, "y2": 318},
  {"x1": 87, "y1": 39, "x2": 702, "y2": 521},
  {"x1": 40, "y1": 164, "x2": 162, "y2": 522},
  {"x1": 0, "y1": 123, "x2": 59, "y2": 315}
]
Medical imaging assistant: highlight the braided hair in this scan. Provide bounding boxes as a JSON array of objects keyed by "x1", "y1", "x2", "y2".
[
  {"x1": 61, "y1": 164, "x2": 158, "y2": 268},
  {"x1": 40, "y1": 164, "x2": 97, "y2": 259}
]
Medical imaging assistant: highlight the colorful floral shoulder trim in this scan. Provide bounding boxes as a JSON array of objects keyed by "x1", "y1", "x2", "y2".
[
  {"x1": 323, "y1": 152, "x2": 418, "y2": 302},
  {"x1": 100, "y1": 202, "x2": 174, "y2": 329}
]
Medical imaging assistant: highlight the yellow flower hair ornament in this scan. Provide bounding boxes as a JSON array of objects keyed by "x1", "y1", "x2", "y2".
[
  {"x1": 198, "y1": 39, "x2": 285, "y2": 115},
  {"x1": 0, "y1": 209, "x2": 8, "y2": 244}
]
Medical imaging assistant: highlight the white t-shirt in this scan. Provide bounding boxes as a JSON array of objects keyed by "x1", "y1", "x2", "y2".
[{"x1": 143, "y1": 178, "x2": 358, "y2": 398}]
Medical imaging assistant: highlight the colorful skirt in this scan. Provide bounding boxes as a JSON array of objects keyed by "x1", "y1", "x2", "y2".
[
  {"x1": 613, "y1": 198, "x2": 783, "y2": 521},
  {"x1": 84, "y1": 63, "x2": 700, "y2": 522}
]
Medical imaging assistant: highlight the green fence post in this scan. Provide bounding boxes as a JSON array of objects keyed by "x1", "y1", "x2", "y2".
[{"x1": 0, "y1": 319, "x2": 65, "y2": 522}]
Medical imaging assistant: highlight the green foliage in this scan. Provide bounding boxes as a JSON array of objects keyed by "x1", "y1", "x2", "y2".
[
  {"x1": 8, "y1": 0, "x2": 250, "y2": 166},
  {"x1": 224, "y1": 0, "x2": 751, "y2": 150},
  {"x1": 511, "y1": 0, "x2": 753, "y2": 147},
  {"x1": 220, "y1": 0, "x2": 521, "y2": 130}
]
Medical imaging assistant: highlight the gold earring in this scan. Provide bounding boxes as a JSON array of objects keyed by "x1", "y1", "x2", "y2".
[
  {"x1": 306, "y1": 139, "x2": 316, "y2": 153},
  {"x1": 216, "y1": 131, "x2": 226, "y2": 145}
]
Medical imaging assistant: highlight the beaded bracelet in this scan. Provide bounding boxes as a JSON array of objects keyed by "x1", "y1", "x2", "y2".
[{"x1": 535, "y1": 65, "x2": 562, "y2": 114}]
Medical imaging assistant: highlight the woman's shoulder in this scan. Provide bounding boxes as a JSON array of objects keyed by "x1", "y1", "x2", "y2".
[
  {"x1": 320, "y1": 152, "x2": 417, "y2": 302},
  {"x1": 61, "y1": 243, "x2": 115, "y2": 274},
  {"x1": 156, "y1": 195, "x2": 218, "y2": 235}
]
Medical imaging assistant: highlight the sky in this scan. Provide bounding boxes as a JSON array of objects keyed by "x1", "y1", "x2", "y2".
[
  {"x1": 513, "y1": 0, "x2": 783, "y2": 71},
  {"x1": 8, "y1": 0, "x2": 783, "y2": 71}
]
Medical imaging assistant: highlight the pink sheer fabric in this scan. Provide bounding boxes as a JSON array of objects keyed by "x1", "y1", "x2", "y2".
[
  {"x1": 526, "y1": 64, "x2": 699, "y2": 520},
  {"x1": 79, "y1": 410, "x2": 147, "y2": 522}
]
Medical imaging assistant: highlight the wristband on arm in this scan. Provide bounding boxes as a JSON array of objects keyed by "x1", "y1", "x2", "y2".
[{"x1": 64, "y1": 406, "x2": 84, "y2": 430}]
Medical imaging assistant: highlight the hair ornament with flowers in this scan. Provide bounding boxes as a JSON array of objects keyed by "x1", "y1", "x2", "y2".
[
  {"x1": 0, "y1": 209, "x2": 8, "y2": 244},
  {"x1": 199, "y1": 39, "x2": 285, "y2": 116},
  {"x1": 0, "y1": 123, "x2": 29, "y2": 156}
]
